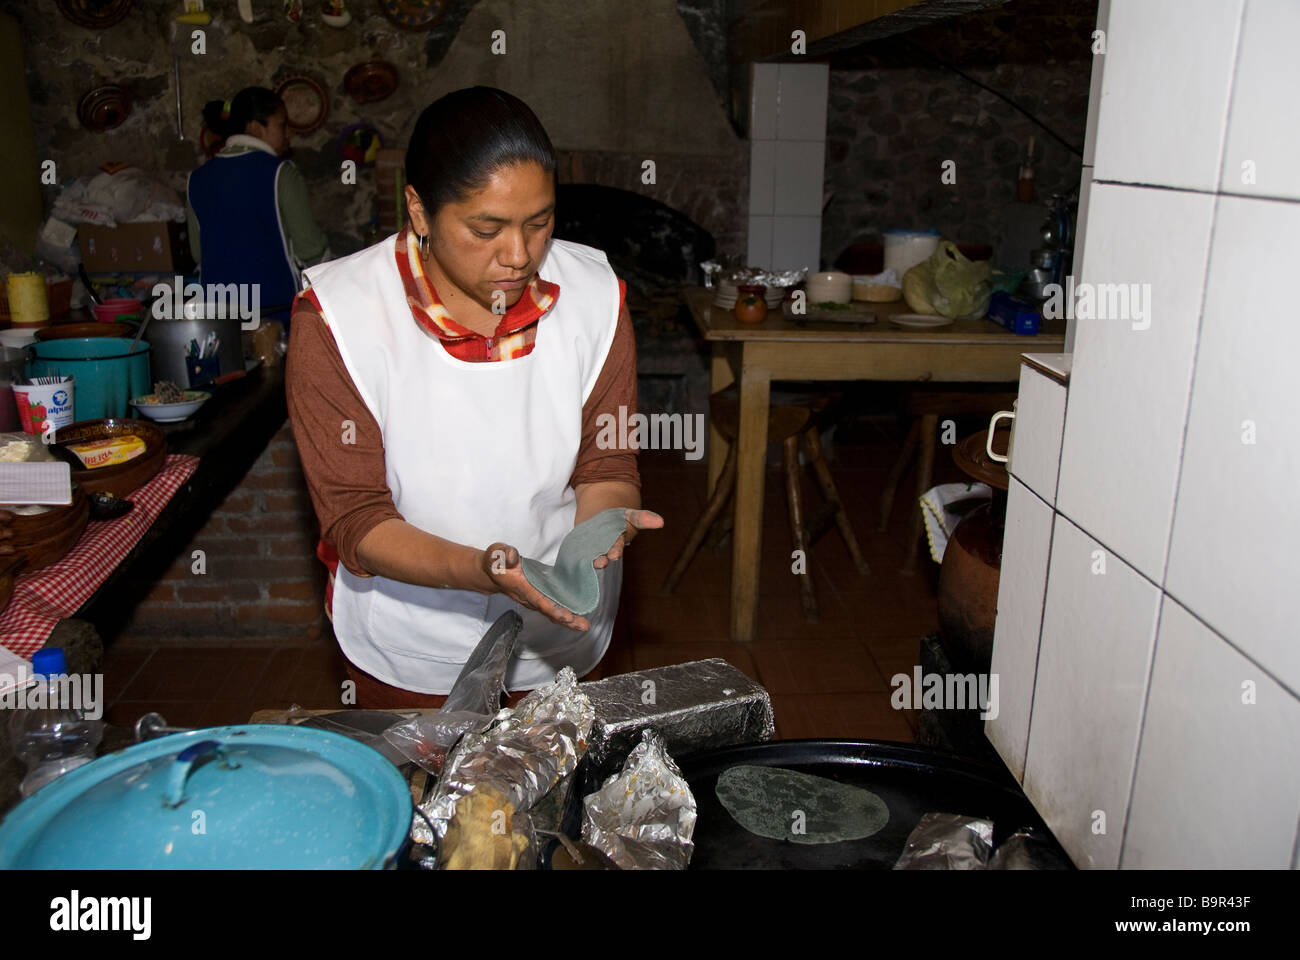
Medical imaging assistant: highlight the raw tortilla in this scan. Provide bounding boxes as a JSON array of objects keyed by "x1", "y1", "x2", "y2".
[
  {"x1": 715, "y1": 765, "x2": 889, "y2": 844},
  {"x1": 520, "y1": 507, "x2": 629, "y2": 616}
]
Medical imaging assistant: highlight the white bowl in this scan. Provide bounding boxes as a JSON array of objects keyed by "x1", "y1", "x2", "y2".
[
  {"x1": 0, "y1": 329, "x2": 38, "y2": 350},
  {"x1": 806, "y1": 271, "x2": 853, "y2": 304},
  {"x1": 131, "y1": 391, "x2": 210, "y2": 423}
]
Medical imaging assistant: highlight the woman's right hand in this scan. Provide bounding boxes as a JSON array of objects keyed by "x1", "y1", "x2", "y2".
[{"x1": 480, "y1": 542, "x2": 589, "y2": 632}]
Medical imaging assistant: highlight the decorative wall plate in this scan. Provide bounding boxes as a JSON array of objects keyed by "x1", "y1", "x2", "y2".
[
  {"x1": 377, "y1": 0, "x2": 447, "y2": 30},
  {"x1": 343, "y1": 60, "x2": 400, "y2": 104},
  {"x1": 77, "y1": 85, "x2": 132, "y2": 132},
  {"x1": 274, "y1": 72, "x2": 329, "y2": 135},
  {"x1": 56, "y1": 0, "x2": 132, "y2": 30}
]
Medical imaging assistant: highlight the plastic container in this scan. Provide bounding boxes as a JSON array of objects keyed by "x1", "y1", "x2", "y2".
[
  {"x1": 883, "y1": 230, "x2": 942, "y2": 278},
  {"x1": 5, "y1": 273, "x2": 50, "y2": 328},
  {"x1": 90, "y1": 298, "x2": 143, "y2": 324},
  {"x1": 7, "y1": 648, "x2": 104, "y2": 798},
  {"x1": 26, "y1": 337, "x2": 151, "y2": 420}
]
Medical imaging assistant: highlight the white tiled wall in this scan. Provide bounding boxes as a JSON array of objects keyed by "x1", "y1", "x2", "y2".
[
  {"x1": 1022, "y1": 516, "x2": 1161, "y2": 870},
  {"x1": 747, "y1": 63, "x2": 828, "y2": 270},
  {"x1": 1008, "y1": 364, "x2": 1066, "y2": 506},
  {"x1": 1122, "y1": 598, "x2": 1300, "y2": 869},
  {"x1": 988, "y1": 0, "x2": 1300, "y2": 869},
  {"x1": 985, "y1": 477, "x2": 1054, "y2": 783},
  {"x1": 1055, "y1": 182, "x2": 1211, "y2": 584},
  {"x1": 1165, "y1": 195, "x2": 1300, "y2": 689},
  {"x1": 1219, "y1": 0, "x2": 1300, "y2": 201},
  {"x1": 1091, "y1": 0, "x2": 1242, "y2": 192}
]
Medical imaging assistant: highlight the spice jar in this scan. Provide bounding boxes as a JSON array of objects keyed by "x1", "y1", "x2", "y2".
[{"x1": 733, "y1": 284, "x2": 767, "y2": 323}]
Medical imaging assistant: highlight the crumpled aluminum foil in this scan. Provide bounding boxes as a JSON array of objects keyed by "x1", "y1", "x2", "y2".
[
  {"x1": 413, "y1": 666, "x2": 594, "y2": 846},
  {"x1": 893, "y1": 812, "x2": 994, "y2": 870},
  {"x1": 581, "y1": 730, "x2": 697, "y2": 870},
  {"x1": 700, "y1": 261, "x2": 808, "y2": 290},
  {"x1": 988, "y1": 828, "x2": 1073, "y2": 870}
]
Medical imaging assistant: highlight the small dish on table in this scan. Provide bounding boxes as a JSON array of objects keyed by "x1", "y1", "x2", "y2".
[{"x1": 131, "y1": 391, "x2": 210, "y2": 423}]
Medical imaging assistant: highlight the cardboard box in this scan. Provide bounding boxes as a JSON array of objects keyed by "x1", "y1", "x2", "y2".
[{"x1": 78, "y1": 221, "x2": 191, "y2": 274}]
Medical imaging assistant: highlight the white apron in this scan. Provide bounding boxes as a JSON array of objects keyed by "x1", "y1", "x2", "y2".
[{"x1": 302, "y1": 235, "x2": 623, "y2": 694}]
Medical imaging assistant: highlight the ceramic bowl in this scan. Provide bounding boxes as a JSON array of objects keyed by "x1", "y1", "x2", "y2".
[
  {"x1": 806, "y1": 271, "x2": 853, "y2": 304},
  {"x1": 51, "y1": 418, "x2": 167, "y2": 499},
  {"x1": 131, "y1": 390, "x2": 210, "y2": 423}
]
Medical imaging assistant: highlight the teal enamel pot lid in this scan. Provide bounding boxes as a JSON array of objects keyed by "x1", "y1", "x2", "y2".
[{"x1": 0, "y1": 725, "x2": 412, "y2": 870}]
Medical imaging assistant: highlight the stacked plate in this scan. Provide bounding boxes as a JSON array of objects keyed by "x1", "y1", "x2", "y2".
[{"x1": 713, "y1": 283, "x2": 788, "y2": 310}]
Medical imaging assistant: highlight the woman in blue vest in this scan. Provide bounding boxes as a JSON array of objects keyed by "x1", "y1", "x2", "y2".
[{"x1": 187, "y1": 87, "x2": 330, "y2": 327}]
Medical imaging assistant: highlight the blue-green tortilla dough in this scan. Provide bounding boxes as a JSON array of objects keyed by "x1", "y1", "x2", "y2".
[
  {"x1": 715, "y1": 765, "x2": 889, "y2": 844},
  {"x1": 520, "y1": 508, "x2": 629, "y2": 616}
]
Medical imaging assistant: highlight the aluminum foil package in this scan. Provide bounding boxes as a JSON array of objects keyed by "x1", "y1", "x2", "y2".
[
  {"x1": 414, "y1": 666, "x2": 594, "y2": 847},
  {"x1": 581, "y1": 658, "x2": 774, "y2": 792},
  {"x1": 893, "y1": 812, "x2": 994, "y2": 870},
  {"x1": 582, "y1": 730, "x2": 697, "y2": 870},
  {"x1": 988, "y1": 828, "x2": 1073, "y2": 870}
]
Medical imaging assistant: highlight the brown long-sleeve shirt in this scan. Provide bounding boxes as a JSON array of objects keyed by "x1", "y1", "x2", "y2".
[{"x1": 284, "y1": 250, "x2": 640, "y2": 579}]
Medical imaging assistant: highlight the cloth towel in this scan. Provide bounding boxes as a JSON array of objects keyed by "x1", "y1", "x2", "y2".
[
  {"x1": 919, "y1": 482, "x2": 992, "y2": 564},
  {"x1": 0, "y1": 454, "x2": 199, "y2": 660}
]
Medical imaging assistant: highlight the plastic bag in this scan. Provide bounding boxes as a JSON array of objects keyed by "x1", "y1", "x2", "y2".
[
  {"x1": 384, "y1": 610, "x2": 521, "y2": 774},
  {"x1": 902, "y1": 241, "x2": 993, "y2": 320},
  {"x1": 0, "y1": 434, "x2": 57, "y2": 463},
  {"x1": 85, "y1": 166, "x2": 185, "y2": 224}
]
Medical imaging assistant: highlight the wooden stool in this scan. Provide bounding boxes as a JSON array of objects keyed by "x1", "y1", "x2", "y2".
[
  {"x1": 660, "y1": 388, "x2": 869, "y2": 622},
  {"x1": 878, "y1": 389, "x2": 1018, "y2": 573}
]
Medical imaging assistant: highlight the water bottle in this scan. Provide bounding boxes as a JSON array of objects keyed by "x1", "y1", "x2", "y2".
[{"x1": 7, "y1": 648, "x2": 104, "y2": 797}]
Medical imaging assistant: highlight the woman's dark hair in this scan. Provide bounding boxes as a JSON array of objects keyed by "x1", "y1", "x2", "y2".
[
  {"x1": 405, "y1": 86, "x2": 557, "y2": 218},
  {"x1": 201, "y1": 87, "x2": 283, "y2": 140}
]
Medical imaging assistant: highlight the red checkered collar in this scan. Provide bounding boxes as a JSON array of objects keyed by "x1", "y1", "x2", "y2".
[{"x1": 393, "y1": 224, "x2": 559, "y2": 342}]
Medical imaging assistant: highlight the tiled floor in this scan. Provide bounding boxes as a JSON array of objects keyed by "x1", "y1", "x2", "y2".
[{"x1": 104, "y1": 416, "x2": 969, "y2": 741}]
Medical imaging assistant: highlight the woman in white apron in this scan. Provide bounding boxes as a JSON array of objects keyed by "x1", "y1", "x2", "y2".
[{"x1": 286, "y1": 87, "x2": 661, "y2": 708}]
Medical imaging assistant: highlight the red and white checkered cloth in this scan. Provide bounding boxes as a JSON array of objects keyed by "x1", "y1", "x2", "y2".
[{"x1": 0, "y1": 454, "x2": 199, "y2": 659}]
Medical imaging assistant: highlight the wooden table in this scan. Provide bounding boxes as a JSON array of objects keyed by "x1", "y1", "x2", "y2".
[{"x1": 682, "y1": 286, "x2": 1065, "y2": 642}]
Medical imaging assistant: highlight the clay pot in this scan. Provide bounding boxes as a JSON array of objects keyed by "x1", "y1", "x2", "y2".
[
  {"x1": 8, "y1": 485, "x2": 89, "y2": 573},
  {"x1": 734, "y1": 284, "x2": 767, "y2": 323},
  {"x1": 937, "y1": 501, "x2": 1003, "y2": 673}
]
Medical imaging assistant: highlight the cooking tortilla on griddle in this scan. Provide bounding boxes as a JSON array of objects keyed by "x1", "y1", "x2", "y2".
[{"x1": 715, "y1": 765, "x2": 889, "y2": 844}]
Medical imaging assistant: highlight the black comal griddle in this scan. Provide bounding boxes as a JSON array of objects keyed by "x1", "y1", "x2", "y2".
[{"x1": 679, "y1": 739, "x2": 1071, "y2": 870}]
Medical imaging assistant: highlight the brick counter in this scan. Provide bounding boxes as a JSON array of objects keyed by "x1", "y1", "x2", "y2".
[{"x1": 120, "y1": 423, "x2": 327, "y2": 643}]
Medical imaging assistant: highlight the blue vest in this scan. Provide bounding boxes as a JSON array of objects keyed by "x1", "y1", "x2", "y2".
[{"x1": 188, "y1": 150, "x2": 299, "y2": 325}]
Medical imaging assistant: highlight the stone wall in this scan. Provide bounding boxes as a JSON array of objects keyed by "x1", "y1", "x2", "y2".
[
  {"x1": 5, "y1": 0, "x2": 745, "y2": 259},
  {"x1": 820, "y1": 0, "x2": 1097, "y2": 265},
  {"x1": 823, "y1": 61, "x2": 1090, "y2": 264}
]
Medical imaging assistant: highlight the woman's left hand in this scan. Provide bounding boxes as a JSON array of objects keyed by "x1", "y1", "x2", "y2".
[{"x1": 592, "y1": 508, "x2": 664, "y2": 570}]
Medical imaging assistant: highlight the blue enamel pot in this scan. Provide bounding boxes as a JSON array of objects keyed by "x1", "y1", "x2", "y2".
[{"x1": 0, "y1": 725, "x2": 412, "y2": 869}]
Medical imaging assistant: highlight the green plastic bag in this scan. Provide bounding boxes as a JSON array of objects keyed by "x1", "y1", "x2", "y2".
[{"x1": 902, "y1": 242, "x2": 993, "y2": 320}]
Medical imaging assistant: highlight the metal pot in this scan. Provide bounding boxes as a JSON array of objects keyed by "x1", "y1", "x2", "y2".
[{"x1": 0, "y1": 724, "x2": 413, "y2": 869}]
